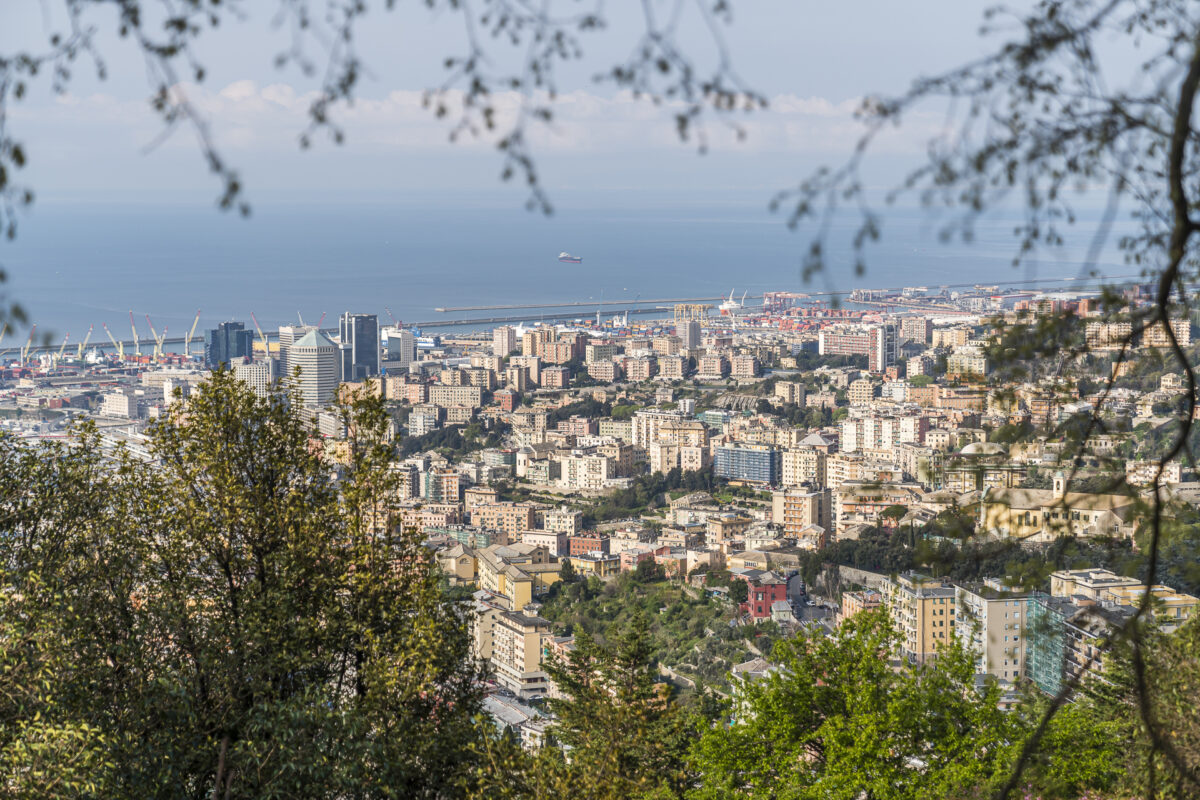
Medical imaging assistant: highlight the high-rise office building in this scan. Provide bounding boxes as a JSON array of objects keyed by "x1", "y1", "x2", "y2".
[
  {"x1": 679, "y1": 319, "x2": 701, "y2": 351},
  {"x1": 278, "y1": 324, "x2": 316, "y2": 379},
  {"x1": 383, "y1": 326, "x2": 417, "y2": 367},
  {"x1": 289, "y1": 330, "x2": 339, "y2": 408},
  {"x1": 338, "y1": 312, "x2": 380, "y2": 382},
  {"x1": 234, "y1": 360, "x2": 275, "y2": 398},
  {"x1": 204, "y1": 321, "x2": 255, "y2": 369}
]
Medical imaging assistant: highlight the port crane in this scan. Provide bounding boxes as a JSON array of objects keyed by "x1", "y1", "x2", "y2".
[
  {"x1": 144, "y1": 315, "x2": 166, "y2": 359},
  {"x1": 76, "y1": 325, "x2": 93, "y2": 360},
  {"x1": 297, "y1": 311, "x2": 327, "y2": 330},
  {"x1": 249, "y1": 312, "x2": 270, "y2": 355},
  {"x1": 55, "y1": 333, "x2": 70, "y2": 364},
  {"x1": 184, "y1": 310, "x2": 201, "y2": 359},
  {"x1": 384, "y1": 307, "x2": 400, "y2": 327},
  {"x1": 129, "y1": 311, "x2": 141, "y2": 357},
  {"x1": 102, "y1": 324, "x2": 124, "y2": 360},
  {"x1": 19, "y1": 324, "x2": 37, "y2": 365}
]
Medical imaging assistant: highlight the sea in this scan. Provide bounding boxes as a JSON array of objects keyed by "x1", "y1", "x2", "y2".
[{"x1": 0, "y1": 201, "x2": 1140, "y2": 339}]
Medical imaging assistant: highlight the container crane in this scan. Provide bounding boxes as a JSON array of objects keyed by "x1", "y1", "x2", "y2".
[
  {"x1": 55, "y1": 333, "x2": 70, "y2": 363},
  {"x1": 20, "y1": 324, "x2": 37, "y2": 365},
  {"x1": 129, "y1": 311, "x2": 141, "y2": 357},
  {"x1": 384, "y1": 307, "x2": 399, "y2": 327},
  {"x1": 316, "y1": 311, "x2": 327, "y2": 329},
  {"x1": 249, "y1": 312, "x2": 270, "y2": 356},
  {"x1": 184, "y1": 310, "x2": 201, "y2": 358},
  {"x1": 145, "y1": 314, "x2": 167, "y2": 359},
  {"x1": 76, "y1": 325, "x2": 94, "y2": 360},
  {"x1": 102, "y1": 323, "x2": 124, "y2": 360}
]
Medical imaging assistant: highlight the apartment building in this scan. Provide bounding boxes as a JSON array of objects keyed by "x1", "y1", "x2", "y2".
[
  {"x1": 833, "y1": 480, "x2": 925, "y2": 532},
  {"x1": 587, "y1": 360, "x2": 623, "y2": 383},
  {"x1": 542, "y1": 507, "x2": 583, "y2": 536},
  {"x1": 493, "y1": 325, "x2": 518, "y2": 356},
  {"x1": 697, "y1": 353, "x2": 729, "y2": 380},
  {"x1": 559, "y1": 451, "x2": 616, "y2": 491},
  {"x1": 884, "y1": 572, "x2": 957, "y2": 665},
  {"x1": 429, "y1": 384, "x2": 484, "y2": 408},
  {"x1": 471, "y1": 502, "x2": 538, "y2": 536},
  {"x1": 771, "y1": 487, "x2": 831, "y2": 542},
  {"x1": 657, "y1": 355, "x2": 686, "y2": 380},
  {"x1": 624, "y1": 356, "x2": 658, "y2": 382},
  {"x1": 818, "y1": 324, "x2": 897, "y2": 373},
  {"x1": 585, "y1": 343, "x2": 616, "y2": 363},
  {"x1": 731, "y1": 355, "x2": 760, "y2": 379},
  {"x1": 848, "y1": 378, "x2": 876, "y2": 406},
  {"x1": 774, "y1": 381, "x2": 807, "y2": 406},
  {"x1": 714, "y1": 443, "x2": 781, "y2": 485},
  {"x1": 491, "y1": 609, "x2": 554, "y2": 699},
  {"x1": 955, "y1": 580, "x2": 1030, "y2": 683},
  {"x1": 631, "y1": 408, "x2": 688, "y2": 448},
  {"x1": 541, "y1": 366, "x2": 570, "y2": 389},
  {"x1": 900, "y1": 316, "x2": 933, "y2": 344},
  {"x1": 782, "y1": 446, "x2": 827, "y2": 488}
]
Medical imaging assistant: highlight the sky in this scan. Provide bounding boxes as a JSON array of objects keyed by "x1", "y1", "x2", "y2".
[{"x1": 0, "y1": 1, "x2": 1002, "y2": 212}]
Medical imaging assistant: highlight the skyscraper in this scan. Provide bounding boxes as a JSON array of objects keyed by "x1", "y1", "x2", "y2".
[
  {"x1": 278, "y1": 324, "x2": 316, "y2": 379},
  {"x1": 338, "y1": 312, "x2": 380, "y2": 382},
  {"x1": 680, "y1": 319, "x2": 701, "y2": 351},
  {"x1": 383, "y1": 326, "x2": 417, "y2": 367},
  {"x1": 204, "y1": 321, "x2": 255, "y2": 369},
  {"x1": 289, "y1": 329, "x2": 339, "y2": 408}
]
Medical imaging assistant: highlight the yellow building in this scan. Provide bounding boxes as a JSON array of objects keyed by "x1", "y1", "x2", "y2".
[
  {"x1": 564, "y1": 552, "x2": 621, "y2": 578},
  {"x1": 491, "y1": 609, "x2": 554, "y2": 699},
  {"x1": 883, "y1": 572, "x2": 957, "y2": 665},
  {"x1": 980, "y1": 473, "x2": 1137, "y2": 542}
]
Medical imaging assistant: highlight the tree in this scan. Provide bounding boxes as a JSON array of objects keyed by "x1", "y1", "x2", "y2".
[
  {"x1": 690, "y1": 610, "x2": 1022, "y2": 800},
  {"x1": 727, "y1": 579, "x2": 748, "y2": 606},
  {"x1": 558, "y1": 556, "x2": 577, "y2": 584},
  {"x1": 541, "y1": 616, "x2": 695, "y2": 799},
  {"x1": 0, "y1": 372, "x2": 487, "y2": 798}
]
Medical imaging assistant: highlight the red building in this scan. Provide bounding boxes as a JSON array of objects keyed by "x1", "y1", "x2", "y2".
[
  {"x1": 495, "y1": 389, "x2": 518, "y2": 412},
  {"x1": 736, "y1": 571, "x2": 789, "y2": 619},
  {"x1": 568, "y1": 533, "x2": 610, "y2": 556}
]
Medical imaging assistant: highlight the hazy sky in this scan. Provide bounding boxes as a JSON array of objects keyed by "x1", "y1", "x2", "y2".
[{"x1": 1, "y1": 1, "x2": 1001, "y2": 211}]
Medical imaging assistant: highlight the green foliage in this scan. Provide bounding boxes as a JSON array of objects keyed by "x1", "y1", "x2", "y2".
[
  {"x1": 544, "y1": 617, "x2": 697, "y2": 798},
  {"x1": 539, "y1": 572, "x2": 750, "y2": 689},
  {"x1": 399, "y1": 419, "x2": 510, "y2": 456},
  {"x1": 689, "y1": 610, "x2": 1020, "y2": 799},
  {"x1": 793, "y1": 522, "x2": 1139, "y2": 592},
  {"x1": 0, "y1": 371, "x2": 486, "y2": 798},
  {"x1": 588, "y1": 469, "x2": 715, "y2": 524},
  {"x1": 611, "y1": 403, "x2": 641, "y2": 420}
]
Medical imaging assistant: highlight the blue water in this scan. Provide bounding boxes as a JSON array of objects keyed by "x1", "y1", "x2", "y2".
[{"x1": 0, "y1": 202, "x2": 1138, "y2": 337}]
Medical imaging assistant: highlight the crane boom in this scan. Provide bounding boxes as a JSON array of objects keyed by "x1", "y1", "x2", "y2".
[
  {"x1": 145, "y1": 315, "x2": 161, "y2": 358},
  {"x1": 185, "y1": 310, "x2": 201, "y2": 359},
  {"x1": 56, "y1": 333, "x2": 70, "y2": 362},
  {"x1": 77, "y1": 325, "x2": 94, "y2": 359},
  {"x1": 316, "y1": 311, "x2": 327, "y2": 329},
  {"x1": 249, "y1": 311, "x2": 270, "y2": 355},
  {"x1": 21, "y1": 324, "x2": 37, "y2": 365},
  {"x1": 102, "y1": 323, "x2": 124, "y2": 360},
  {"x1": 129, "y1": 311, "x2": 141, "y2": 357},
  {"x1": 384, "y1": 306, "x2": 399, "y2": 326}
]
